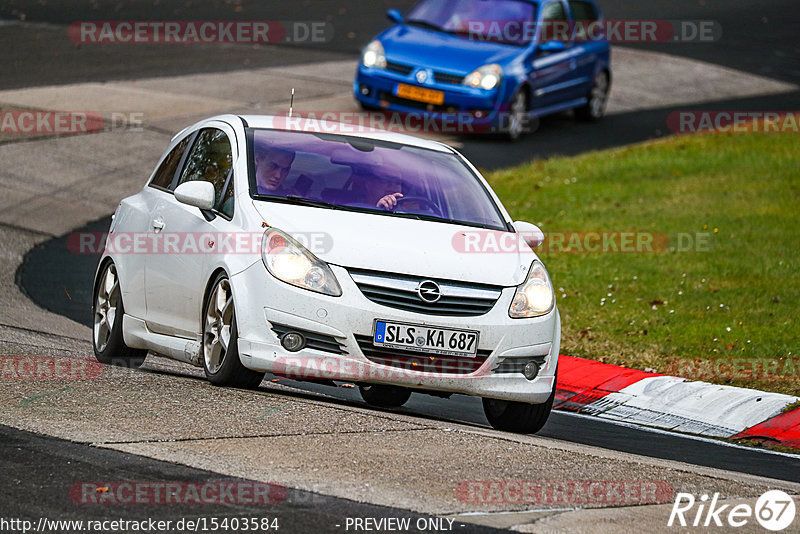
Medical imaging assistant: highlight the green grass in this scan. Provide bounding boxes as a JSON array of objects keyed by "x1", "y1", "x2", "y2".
[{"x1": 485, "y1": 132, "x2": 800, "y2": 396}]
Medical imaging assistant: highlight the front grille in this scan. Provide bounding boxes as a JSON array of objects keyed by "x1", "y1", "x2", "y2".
[
  {"x1": 349, "y1": 270, "x2": 502, "y2": 317},
  {"x1": 492, "y1": 356, "x2": 546, "y2": 374},
  {"x1": 270, "y1": 322, "x2": 347, "y2": 355},
  {"x1": 434, "y1": 71, "x2": 464, "y2": 85},
  {"x1": 386, "y1": 61, "x2": 414, "y2": 75},
  {"x1": 355, "y1": 335, "x2": 490, "y2": 374}
]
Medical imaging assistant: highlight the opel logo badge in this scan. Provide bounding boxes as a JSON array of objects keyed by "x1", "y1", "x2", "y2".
[
  {"x1": 416, "y1": 70, "x2": 428, "y2": 84},
  {"x1": 417, "y1": 280, "x2": 441, "y2": 303}
]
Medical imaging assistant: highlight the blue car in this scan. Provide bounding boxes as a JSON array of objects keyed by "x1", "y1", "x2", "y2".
[{"x1": 354, "y1": 0, "x2": 611, "y2": 140}]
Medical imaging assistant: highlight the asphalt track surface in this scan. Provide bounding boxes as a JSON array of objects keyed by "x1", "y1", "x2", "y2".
[
  {"x1": 1, "y1": 0, "x2": 799, "y2": 85},
  {"x1": 3, "y1": 0, "x2": 800, "y2": 529},
  {"x1": 17, "y1": 217, "x2": 800, "y2": 484},
  {"x1": 1, "y1": 0, "x2": 799, "y2": 168},
  {"x1": 0, "y1": 424, "x2": 505, "y2": 534}
]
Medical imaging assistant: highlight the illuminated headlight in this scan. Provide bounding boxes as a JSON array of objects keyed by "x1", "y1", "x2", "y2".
[
  {"x1": 463, "y1": 64, "x2": 503, "y2": 90},
  {"x1": 362, "y1": 40, "x2": 387, "y2": 69},
  {"x1": 261, "y1": 229, "x2": 342, "y2": 296},
  {"x1": 509, "y1": 261, "x2": 554, "y2": 318}
]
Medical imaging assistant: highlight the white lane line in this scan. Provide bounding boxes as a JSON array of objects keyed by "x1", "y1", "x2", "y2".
[{"x1": 608, "y1": 47, "x2": 797, "y2": 114}]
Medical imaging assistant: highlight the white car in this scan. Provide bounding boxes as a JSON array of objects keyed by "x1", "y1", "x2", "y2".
[{"x1": 92, "y1": 114, "x2": 561, "y2": 433}]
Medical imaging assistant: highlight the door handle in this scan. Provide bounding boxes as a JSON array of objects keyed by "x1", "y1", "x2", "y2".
[{"x1": 152, "y1": 217, "x2": 165, "y2": 233}]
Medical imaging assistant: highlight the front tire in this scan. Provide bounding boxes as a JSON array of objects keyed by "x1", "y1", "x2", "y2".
[
  {"x1": 575, "y1": 71, "x2": 610, "y2": 122},
  {"x1": 202, "y1": 273, "x2": 264, "y2": 389},
  {"x1": 359, "y1": 384, "x2": 412, "y2": 408},
  {"x1": 92, "y1": 260, "x2": 147, "y2": 368},
  {"x1": 482, "y1": 371, "x2": 556, "y2": 434}
]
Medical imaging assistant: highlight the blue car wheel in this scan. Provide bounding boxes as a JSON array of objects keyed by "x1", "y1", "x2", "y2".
[{"x1": 576, "y1": 71, "x2": 610, "y2": 122}]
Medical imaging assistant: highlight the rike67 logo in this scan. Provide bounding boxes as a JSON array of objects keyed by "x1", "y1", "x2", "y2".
[{"x1": 669, "y1": 490, "x2": 796, "y2": 531}]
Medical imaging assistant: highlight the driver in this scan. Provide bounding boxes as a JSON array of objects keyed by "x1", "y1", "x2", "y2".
[
  {"x1": 367, "y1": 176, "x2": 403, "y2": 210},
  {"x1": 352, "y1": 168, "x2": 403, "y2": 209}
]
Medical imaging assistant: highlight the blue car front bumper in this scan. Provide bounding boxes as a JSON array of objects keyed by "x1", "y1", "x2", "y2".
[{"x1": 354, "y1": 65, "x2": 515, "y2": 134}]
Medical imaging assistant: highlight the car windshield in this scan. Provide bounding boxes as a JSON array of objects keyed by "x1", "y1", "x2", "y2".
[
  {"x1": 406, "y1": 0, "x2": 536, "y2": 45},
  {"x1": 248, "y1": 129, "x2": 508, "y2": 230}
]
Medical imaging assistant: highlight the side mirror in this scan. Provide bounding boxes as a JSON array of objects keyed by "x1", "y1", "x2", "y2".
[
  {"x1": 387, "y1": 9, "x2": 404, "y2": 24},
  {"x1": 514, "y1": 221, "x2": 545, "y2": 248},
  {"x1": 174, "y1": 181, "x2": 215, "y2": 211},
  {"x1": 538, "y1": 40, "x2": 566, "y2": 55}
]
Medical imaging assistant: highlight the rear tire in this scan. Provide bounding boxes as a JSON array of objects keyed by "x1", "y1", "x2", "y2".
[
  {"x1": 575, "y1": 71, "x2": 610, "y2": 122},
  {"x1": 92, "y1": 260, "x2": 147, "y2": 368},
  {"x1": 482, "y1": 369, "x2": 557, "y2": 434},
  {"x1": 202, "y1": 273, "x2": 265, "y2": 389},
  {"x1": 505, "y1": 89, "x2": 529, "y2": 141},
  {"x1": 359, "y1": 384, "x2": 412, "y2": 408}
]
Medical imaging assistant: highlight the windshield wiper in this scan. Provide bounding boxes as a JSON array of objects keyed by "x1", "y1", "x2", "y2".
[
  {"x1": 257, "y1": 195, "x2": 346, "y2": 211},
  {"x1": 406, "y1": 19, "x2": 451, "y2": 33},
  {"x1": 284, "y1": 195, "x2": 340, "y2": 208}
]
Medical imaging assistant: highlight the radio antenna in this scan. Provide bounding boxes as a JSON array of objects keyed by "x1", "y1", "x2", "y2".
[{"x1": 288, "y1": 88, "x2": 295, "y2": 118}]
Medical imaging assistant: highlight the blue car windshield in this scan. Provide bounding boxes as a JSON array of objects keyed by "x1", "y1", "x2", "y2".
[
  {"x1": 248, "y1": 129, "x2": 508, "y2": 231},
  {"x1": 407, "y1": 0, "x2": 536, "y2": 45}
]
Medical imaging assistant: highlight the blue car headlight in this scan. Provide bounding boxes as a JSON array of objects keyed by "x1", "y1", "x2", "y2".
[
  {"x1": 463, "y1": 64, "x2": 503, "y2": 90},
  {"x1": 362, "y1": 40, "x2": 387, "y2": 69}
]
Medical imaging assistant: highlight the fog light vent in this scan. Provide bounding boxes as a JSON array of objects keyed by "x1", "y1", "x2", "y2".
[
  {"x1": 281, "y1": 332, "x2": 306, "y2": 352},
  {"x1": 522, "y1": 360, "x2": 540, "y2": 381}
]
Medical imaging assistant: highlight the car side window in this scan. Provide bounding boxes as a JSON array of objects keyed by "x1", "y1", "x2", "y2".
[
  {"x1": 176, "y1": 128, "x2": 235, "y2": 217},
  {"x1": 541, "y1": 1, "x2": 570, "y2": 43},
  {"x1": 149, "y1": 135, "x2": 192, "y2": 190},
  {"x1": 568, "y1": 0, "x2": 598, "y2": 21},
  {"x1": 567, "y1": 1, "x2": 598, "y2": 40}
]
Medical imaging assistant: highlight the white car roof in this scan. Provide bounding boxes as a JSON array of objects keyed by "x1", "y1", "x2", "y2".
[{"x1": 236, "y1": 114, "x2": 454, "y2": 153}]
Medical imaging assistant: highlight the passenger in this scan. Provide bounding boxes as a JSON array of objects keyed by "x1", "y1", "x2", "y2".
[{"x1": 255, "y1": 145, "x2": 296, "y2": 194}]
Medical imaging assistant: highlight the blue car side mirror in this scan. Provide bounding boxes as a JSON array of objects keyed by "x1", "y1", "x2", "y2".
[
  {"x1": 387, "y1": 9, "x2": 404, "y2": 24},
  {"x1": 538, "y1": 40, "x2": 566, "y2": 53}
]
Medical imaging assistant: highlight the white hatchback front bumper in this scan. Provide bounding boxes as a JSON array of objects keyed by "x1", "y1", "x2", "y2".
[{"x1": 231, "y1": 262, "x2": 560, "y2": 404}]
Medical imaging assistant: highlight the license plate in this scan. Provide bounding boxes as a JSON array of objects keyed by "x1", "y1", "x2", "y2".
[
  {"x1": 373, "y1": 320, "x2": 479, "y2": 357},
  {"x1": 396, "y1": 83, "x2": 445, "y2": 105}
]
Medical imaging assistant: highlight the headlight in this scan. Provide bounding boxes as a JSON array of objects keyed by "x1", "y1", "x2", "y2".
[
  {"x1": 463, "y1": 63, "x2": 503, "y2": 90},
  {"x1": 509, "y1": 261, "x2": 554, "y2": 318},
  {"x1": 261, "y1": 229, "x2": 342, "y2": 296},
  {"x1": 362, "y1": 40, "x2": 387, "y2": 69}
]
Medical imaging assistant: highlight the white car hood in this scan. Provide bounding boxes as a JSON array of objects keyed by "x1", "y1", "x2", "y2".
[{"x1": 252, "y1": 201, "x2": 535, "y2": 287}]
